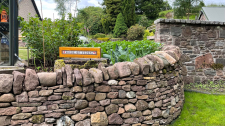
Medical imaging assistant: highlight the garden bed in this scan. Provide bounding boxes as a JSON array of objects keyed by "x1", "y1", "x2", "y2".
[{"x1": 184, "y1": 80, "x2": 225, "y2": 95}]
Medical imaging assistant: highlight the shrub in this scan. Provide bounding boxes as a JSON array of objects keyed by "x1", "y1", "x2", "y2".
[
  {"x1": 97, "y1": 38, "x2": 110, "y2": 42},
  {"x1": 127, "y1": 24, "x2": 145, "y2": 40},
  {"x1": 113, "y1": 13, "x2": 128, "y2": 38},
  {"x1": 94, "y1": 33, "x2": 106, "y2": 39},
  {"x1": 138, "y1": 15, "x2": 149, "y2": 28},
  {"x1": 144, "y1": 30, "x2": 154, "y2": 40},
  {"x1": 19, "y1": 14, "x2": 81, "y2": 65},
  {"x1": 143, "y1": 30, "x2": 150, "y2": 40}
]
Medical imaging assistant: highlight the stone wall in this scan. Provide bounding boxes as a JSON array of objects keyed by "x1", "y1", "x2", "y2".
[
  {"x1": 0, "y1": 45, "x2": 185, "y2": 126},
  {"x1": 154, "y1": 19, "x2": 225, "y2": 84}
]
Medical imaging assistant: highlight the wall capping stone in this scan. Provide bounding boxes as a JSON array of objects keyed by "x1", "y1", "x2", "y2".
[{"x1": 154, "y1": 18, "x2": 225, "y2": 25}]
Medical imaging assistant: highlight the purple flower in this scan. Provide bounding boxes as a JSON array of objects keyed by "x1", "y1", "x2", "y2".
[{"x1": 87, "y1": 28, "x2": 89, "y2": 33}]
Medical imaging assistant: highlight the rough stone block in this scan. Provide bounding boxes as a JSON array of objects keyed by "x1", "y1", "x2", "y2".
[
  {"x1": 127, "y1": 62, "x2": 140, "y2": 75},
  {"x1": 80, "y1": 69, "x2": 92, "y2": 86},
  {"x1": 0, "y1": 93, "x2": 15, "y2": 102},
  {"x1": 0, "y1": 74, "x2": 13, "y2": 93},
  {"x1": 0, "y1": 107, "x2": 21, "y2": 115},
  {"x1": 16, "y1": 92, "x2": 28, "y2": 103},
  {"x1": 106, "y1": 66, "x2": 119, "y2": 79},
  {"x1": 24, "y1": 69, "x2": 39, "y2": 91},
  {"x1": 91, "y1": 112, "x2": 108, "y2": 126},
  {"x1": 74, "y1": 68, "x2": 83, "y2": 86},
  {"x1": 134, "y1": 58, "x2": 150, "y2": 75},
  {"x1": 65, "y1": 65, "x2": 73, "y2": 87},
  {"x1": 89, "y1": 68, "x2": 103, "y2": 83},
  {"x1": 115, "y1": 62, "x2": 132, "y2": 77},
  {"x1": 56, "y1": 69, "x2": 62, "y2": 85},
  {"x1": 171, "y1": 26, "x2": 182, "y2": 36},
  {"x1": 12, "y1": 71, "x2": 25, "y2": 94}
]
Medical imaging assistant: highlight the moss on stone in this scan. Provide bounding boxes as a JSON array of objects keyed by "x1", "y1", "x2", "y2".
[
  {"x1": 31, "y1": 115, "x2": 44, "y2": 124},
  {"x1": 54, "y1": 59, "x2": 66, "y2": 71},
  {"x1": 62, "y1": 95, "x2": 73, "y2": 100},
  {"x1": 211, "y1": 63, "x2": 224, "y2": 70},
  {"x1": 54, "y1": 59, "x2": 107, "y2": 71},
  {"x1": 163, "y1": 69, "x2": 167, "y2": 74}
]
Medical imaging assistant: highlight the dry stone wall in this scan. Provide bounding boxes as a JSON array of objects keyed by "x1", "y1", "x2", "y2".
[
  {"x1": 155, "y1": 19, "x2": 225, "y2": 84},
  {"x1": 0, "y1": 45, "x2": 185, "y2": 126}
]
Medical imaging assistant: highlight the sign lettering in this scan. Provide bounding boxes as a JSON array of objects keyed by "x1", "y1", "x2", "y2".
[{"x1": 59, "y1": 47, "x2": 101, "y2": 58}]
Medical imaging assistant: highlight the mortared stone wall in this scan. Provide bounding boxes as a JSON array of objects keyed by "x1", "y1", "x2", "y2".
[
  {"x1": 0, "y1": 45, "x2": 185, "y2": 126},
  {"x1": 154, "y1": 19, "x2": 225, "y2": 84}
]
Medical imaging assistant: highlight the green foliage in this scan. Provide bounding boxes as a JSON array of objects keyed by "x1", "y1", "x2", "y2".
[
  {"x1": 135, "y1": 0, "x2": 164, "y2": 19},
  {"x1": 138, "y1": 15, "x2": 149, "y2": 28},
  {"x1": 121, "y1": 0, "x2": 136, "y2": 28},
  {"x1": 77, "y1": 7, "x2": 104, "y2": 35},
  {"x1": 19, "y1": 14, "x2": 81, "y2": 65},
  {"x1": 86, "y1": 15, "x2": 103, "y2": 35},
  {"x1": 54, "y1": 0, "x2": 69, "y2": 18},
  {"x1": 103, "y1": 0, "x2": 123, "y2": 31},
  {"x1": 103, "y1": 44, "x2": 136, "y2": 64},
  {"x1": 161, "y1": 1, "x2": 172, "y2": 11},
  {"x1": 97, "y1": 38, "x2": 110, "y2": 42},
  {"x1": 101, "y1": 14, "x2": 110, "y2": 34},
  {"x1": 94, "y1": 33, "x2": 106, "y2": 39},
  {"x1": 127, "y1": 24, "x2": 145, "y2": 40},
  {"x1": 113, "y1": 13, "x2": 128, "y2": 38},
  {"x1": 79, "y1": 40, "x2": 161, "y2": 64},
  {"x1": 159, "y1": 10, "x2": 173, "y2": 18},
  {"x1": 143, "y1": 30, "x2": 154, "y2": 40},
  {"x1": 173, "y1": 0, "x2": 205, "y2": 19}
]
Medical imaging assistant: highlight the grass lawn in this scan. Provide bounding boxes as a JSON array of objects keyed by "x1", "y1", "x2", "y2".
[
  {"x1": 19, "y1": 49, "x2": 28, "y2": 60},
  {"x1": 171, "y1": 91, "x2": 225, "y2": 126}
]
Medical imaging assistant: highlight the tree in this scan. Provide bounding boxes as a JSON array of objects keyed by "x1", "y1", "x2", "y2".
[
  {"x1": 77, "y1": 7, "x2": 104, "y2": 35},
  {"x1": 135, "y1": 0, "x2": 164, "y2": 19},
  {"x1": 103, "y1": 0, "x2": 122, "y2": 31},
  {"x1": 54, "y1": 0, "x2": 80, "y2": 18},
  {"x1": 161, "y1": 1, "x2": 172, "y2": 11},
  {"x1": 113, "y1": 13, "x2": 128, "y2": 38},
  {"x1": 173, "y1": 0, "x2": 205, "y2": 19},
  {"x1": 54, "y1": 0, "x2": 69, "y2": 18},
  {"x1": 138, "y1": 15, "x2": 149, "y2": 28},
  {"x1": 121, "y1": 0, "x2": 136, "y2": 28}
]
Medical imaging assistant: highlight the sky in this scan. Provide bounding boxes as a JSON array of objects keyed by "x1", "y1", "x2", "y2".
[
  {"x1": 34, "y1": 0, "x2": 225, "y2": 19},
  {"x1": 34, "y1": 0, "x2": 103, "y2": 19}
]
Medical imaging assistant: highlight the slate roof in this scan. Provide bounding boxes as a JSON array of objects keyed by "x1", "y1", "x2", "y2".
[{"x1": 199, "y1": 7, "x2": 225, "y2": 22}]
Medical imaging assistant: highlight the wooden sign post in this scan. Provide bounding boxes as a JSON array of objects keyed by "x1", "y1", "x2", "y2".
[{"x1": 59, "y1": 47, "x2": 101, "y2": 58}]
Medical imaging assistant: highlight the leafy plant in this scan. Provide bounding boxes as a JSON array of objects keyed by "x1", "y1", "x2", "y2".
[
  {"x1": 79, "y1": 40, "x2": 161, "y2": 64},
  {"x1": 103, "y1": 44, "x2": 136, "y2": 64},
  {"x1": 19, "y1": 13, "x2": 81, "y2": 66},
  {"x1": 138, "y1": 15, "x2": 149, "y2": 28},
  {"x1": 113, "y1": 13, "x2": 128, "y2": 38},
  {"x1": 127, "y1": 24, "x2": 145, "y2": 40},
  {"x1": 94, "y1": 33, "x2": 106, "y2": 39},
  {"x1": 143, "y1": 30, "x2": 154, "y2": 40},
  {"x1": 97, "y1": 38, "x2": 110, "y2": 42}
]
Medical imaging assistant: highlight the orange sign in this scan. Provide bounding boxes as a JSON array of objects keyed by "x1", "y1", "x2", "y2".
[
  {"x1": 59, "y1": 47, "x2": 101, "y2": 58},
  {"x1": 1, "y1": 9, "x2": 8, "y2": 22}
]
